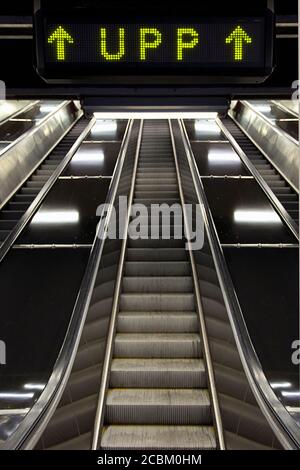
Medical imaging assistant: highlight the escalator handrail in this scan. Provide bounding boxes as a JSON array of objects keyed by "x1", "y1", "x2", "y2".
[
  {"x1": 1, "y1": 119, "x2": 134, "y2": 450},
  {"x1": 179, "y1": 118, "x2": 300, "y2": 449},
  {"x1": 216, "y1": 117, "x2": 299, "y2": 240}
]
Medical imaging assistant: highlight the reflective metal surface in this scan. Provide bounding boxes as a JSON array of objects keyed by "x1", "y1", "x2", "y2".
[
  {"x1": 184, "y1": 119, "x2": 228, "y2": 142},
  {"x1": 63, "y1": 142, "x2": 121, "y2": 177},
  {"x1": 84, "y1": 120, "x2": 128, "y2": 142},
  {"x1": 224, "y1": 247, "x2": 299, "y2": 410},
  {"x1": 0, "y1": 119, "x2": 36, "y2": 141},
  {"x1": 230, "y1": 101, "x2": 299, "y2": 192},
  {"x1": 191, "y1": 142, "x2": 250, "y2": 176},
  {"x1": 18, "y1": 179, "x2": 111, "y2": 245},
  {"x1": 0, "y1": 101, "x2": 81, "y2": 209},
  {"x1": 202, "y1": 178, "x2": 296, "y2": 244},
  {"x1": 16, "y1": 101, "x2": 63, "y2": 121},
  {"x1": 274, "y1": 100, "x2": 299, "y2": 117},
  {"x1": 0, "y1": 100, "x2": 32, "y2": 124}
]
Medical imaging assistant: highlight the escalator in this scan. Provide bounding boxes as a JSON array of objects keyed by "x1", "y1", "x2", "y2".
[
  {"x1": 222, "y1": 118, "x2": 299, "y2": 226},
  {"x1": 101, "y1": 120, "x2": 216, "y2": 449},
  {"x1": 0, "y1": 118, "x2": 88, "y2": 244}
]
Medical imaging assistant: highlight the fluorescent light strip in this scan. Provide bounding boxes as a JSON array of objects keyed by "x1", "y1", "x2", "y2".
[
  {"x1": 194, "y1": 120, "x2": 221, "y2": 133},
  {"x1": 0, "y1": 392, "x2": 34, "y2": 399},
  {"x1": 208, "y1": 150, "x2": 240, "y2": 163},
  {"x1": 270, "y1": 382, "x2": 292, "y2": 389},
  {"x1": 31, "y1": 210, "x2": 80, "y2": 225},
  {"x1": 234, "y1": 210, "x2": 281, "y2": 224},
  {"x1": 282, "y1": 391, "x2": 300, "y2": 397},
  {"x1": 91, "y1": 120, "x2": 118, "y2": 133},
  {"x1": 72, "y1": 150, "x2": 105, "y2": 163},
  {"x1": 24, "y1": 383, "x2": 45, "y2": 391}
]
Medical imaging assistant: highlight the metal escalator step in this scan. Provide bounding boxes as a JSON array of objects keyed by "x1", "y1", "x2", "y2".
[
  {"x1": 101, "y1": 424, "x2": 216, "y2": 449},
  {"x1": 20, "y1": 187, "x2": 40, "y2": 195},
  {"x1": 13, "y1": 194, "x2": 36, "y2": 202},
  {"x1": 0, "y1": 210, "x2": 23, "y2": 220},
  {"x1": 7, "y1": 201, "x2": 30, "y2": 210},
  {"x1": 125, "y1": 261, "x2": 190, "y2": 276},
  {"x1": 31, "y1": 175, "x2": 49, "y2": 182},
  {"x1": 0, "y1": 230, "x2": 10, "y2": 241},
  {"x1": 127, "y1": 239, "x2": 185, "y2": 249},
  {"x1": 26, "y1": 181, "x2": 45, "y2": 188},
  {"x1": 127, "y1": 248, "x2": 187, "y2": 262},
  {"x1": 133, "y1": 198, "x2": 180, "y2": 205},
  {"x1": 114, "y1": 333, "x2": 201, "y2": 358},
  {"x1": 0, "y1": 220, "x2": 17, "y2": 230},
  {"x1": 117, "y1": 311, "x2": 198, "y2": 333},
  {"x1": 120, "y1": 293, "x2": 195, "y2": 311},
  {"x1": 122, "y1": 276, "x2": 193, "y2": 293},
  {"x1": 135, "y1": 184, "x2": 178, "y2": 191},
  {"x1": 110, "y1": 358, "x2": 206, "y2": 388},
  {"x1": 105, "y1": 389, "x2": 211, "y2": 425},
  {"x1": 134, "y1": 191, "x2": 179, "y2": 198}
]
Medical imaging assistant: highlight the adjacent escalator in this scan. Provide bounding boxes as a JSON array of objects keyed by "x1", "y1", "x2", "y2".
[
  {"x1": 0, "y1": 118, "x2": 88, "y2": 244},
  {"x1": 222, "y1": 118, "x2": 299, "y2": 225}
]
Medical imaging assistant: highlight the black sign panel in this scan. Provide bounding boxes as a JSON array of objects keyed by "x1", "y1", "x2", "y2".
[{"x1": 34, "y1": 4, "x2": 274, "y2": 84}]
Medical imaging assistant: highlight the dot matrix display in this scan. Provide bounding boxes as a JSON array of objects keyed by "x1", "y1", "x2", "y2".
[{"x1": 45, "y1": 21, "x2": 265, "y2": 68}]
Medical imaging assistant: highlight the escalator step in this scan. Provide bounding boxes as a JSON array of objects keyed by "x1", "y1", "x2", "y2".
[
  {"x1": 105, "y1": 388, "x2": 212, "y2": 425},
  {"x1": 114, "y1": 333, "x2": 202, "y2": 358},
  {"x1": 110, "y1": 358, "x2": 207, "y2": 388},
  {"x1": 117, "y1": 311, "x2": 198, "y2": 333}
]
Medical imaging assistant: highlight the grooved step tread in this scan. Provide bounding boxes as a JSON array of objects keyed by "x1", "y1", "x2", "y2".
[{"x1": 101, "y1": 425, "x2": 216, "y2": 449}]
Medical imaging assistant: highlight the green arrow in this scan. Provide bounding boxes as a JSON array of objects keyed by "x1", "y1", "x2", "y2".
[
  {"x1": 225, "y1": 25, "x2": 252, "y2": 61},
  {"x1": 48, "y1": 26, "x2": 74, "y2": 61}
]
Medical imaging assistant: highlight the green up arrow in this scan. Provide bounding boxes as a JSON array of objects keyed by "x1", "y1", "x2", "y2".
[
  {"x1": 48, "y1": 26, "x2": 74, "y2": 61},
  {"x1": 225, "y1": 25, "x2": 252, "y2": 61}
]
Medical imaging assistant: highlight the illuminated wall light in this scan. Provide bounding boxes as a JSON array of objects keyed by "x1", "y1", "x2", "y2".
[
  {"x1": 31, "y1": 210, "x2": 80, "y2": 225},
  {"x1": 281, "y1": 391, "x2": 300, "y2": 397},
  {"x1": 194, "y1": 121, "x2": 221, "y2": 134},
  {"x1": 234, "y1": 210, "x2": 281, "y2": 224},
  {"x1": 91, "y1": 120, "x2": 118, "y2": 134},
  {"x1": 0, "y1": 392, "x2": 34, "y2": 400},
  {"x1": 24, "y1": 383, "x2": 45, "y2": 391},
  {"x1": 208, "y1": 149, "x2": 240, "y2": 163},
  {"x1": 270, "y1": 382, "x2": 292, "y2": 389},
  {"x1": 72, "y1": 149, "x2": 105, "y2": 163}
]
